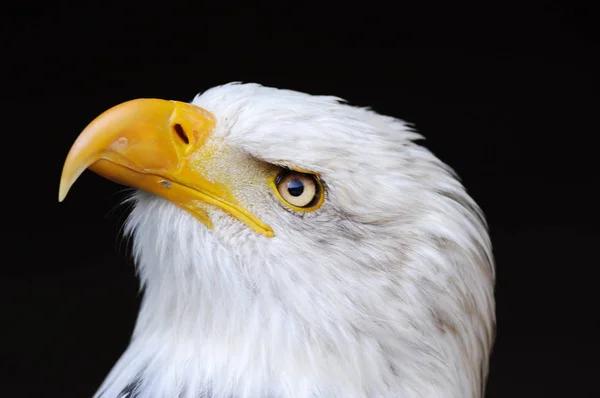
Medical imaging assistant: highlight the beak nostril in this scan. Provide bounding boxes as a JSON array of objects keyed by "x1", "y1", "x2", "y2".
[{"x1": 173, "y1": 124, "x2": 189, "y2": 145}]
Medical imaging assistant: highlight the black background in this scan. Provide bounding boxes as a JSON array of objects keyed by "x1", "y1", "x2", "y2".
[{"x1": 2, "y1": 1, "x2": 599, "y2": 397}]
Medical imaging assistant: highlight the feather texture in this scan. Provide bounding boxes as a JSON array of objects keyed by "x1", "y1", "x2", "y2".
[{"x1": 94, "y1": 83, "x2": 495, "y2": 398}]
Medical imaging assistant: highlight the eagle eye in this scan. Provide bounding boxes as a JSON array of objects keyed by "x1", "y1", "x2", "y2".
[{"x1": 273, "y1": 170, "x2": 324, "y2": 212}]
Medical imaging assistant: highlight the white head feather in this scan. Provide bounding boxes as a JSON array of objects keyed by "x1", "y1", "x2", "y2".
[{"x1": 94, "y1": 83, "x2": 495, "y2": 398}]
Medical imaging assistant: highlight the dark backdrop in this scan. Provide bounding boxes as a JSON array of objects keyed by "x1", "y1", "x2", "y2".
[{"x1": 2, "y1": 1, "x2": 598, "y2": 397}]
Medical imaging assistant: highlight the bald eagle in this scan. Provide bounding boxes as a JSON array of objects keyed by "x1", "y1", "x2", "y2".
[{"x1": 59, "y1": 83, "x2": 495, "y2": 398}]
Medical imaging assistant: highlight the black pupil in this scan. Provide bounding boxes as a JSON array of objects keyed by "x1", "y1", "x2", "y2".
[{"x1": 287, "y1": 179, "x2": 305, "y2": 197}]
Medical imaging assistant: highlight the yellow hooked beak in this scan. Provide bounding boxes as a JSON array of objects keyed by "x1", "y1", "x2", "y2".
[{"x1": 59, "y1": 99, "x2": 274, "y2": 237}]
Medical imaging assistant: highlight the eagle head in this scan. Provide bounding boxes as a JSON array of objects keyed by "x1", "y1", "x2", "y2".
[{"x1": 60, "y1": 83, "x2": 495, "y2": 398}]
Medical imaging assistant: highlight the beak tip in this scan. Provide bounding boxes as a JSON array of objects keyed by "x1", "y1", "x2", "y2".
[{"x1": 58, "y1": 179, "x2": 71, "y2": 203}]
